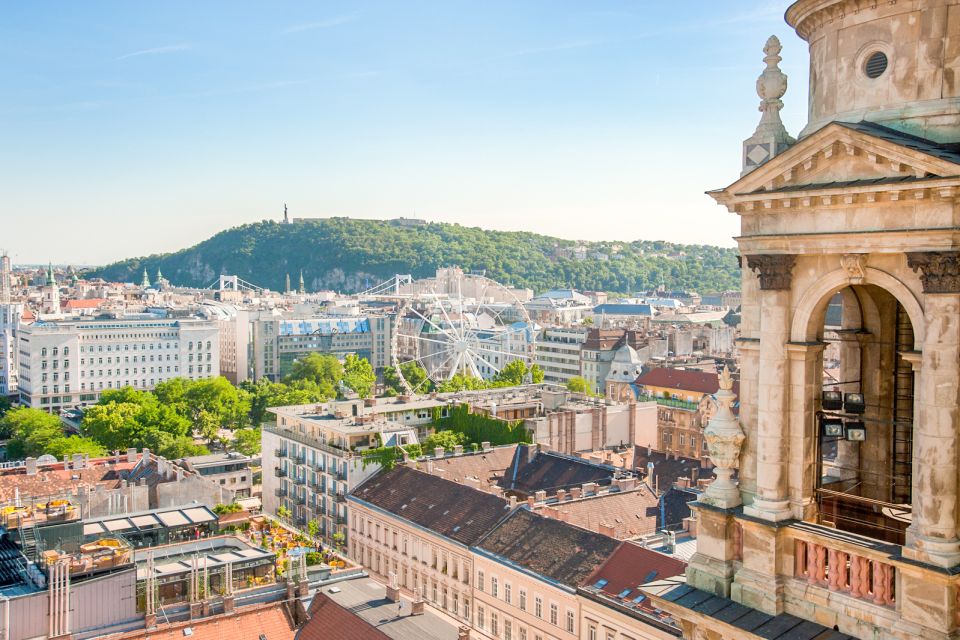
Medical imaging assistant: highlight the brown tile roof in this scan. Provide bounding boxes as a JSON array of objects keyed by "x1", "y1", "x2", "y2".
[
  {"x1": 350, "y1": 466, "x2": 510, "y2": 546},
  {"x1": 477, "y1": 508, "x2": 620, "y2": 587},
  {"x1": 635, "y1": 368, "x2": 721, "y2": 395},
  {"x1": 535, "y1": 488, "x2": 659, "y2": 539},
  {"x1": 426, "y1": 445, "x2": 517, "y2": 485},
  {"x1": 0, "y1": 458, "x2": 138, "y2": 503},
  {"x1": 505, "y1": 447, "x2": 616, "y2": 496},
  {"x1": 298, "y1": 592, "x2": 390, "y2": 640},
  {"x1": 64, "y1": 298, "x2": 106, "y2": 310},
  {"x1": 106, "y1": 602, "x2": 296, "y2": 640}
]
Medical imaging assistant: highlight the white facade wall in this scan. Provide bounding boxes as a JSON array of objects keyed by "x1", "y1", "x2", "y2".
[{"x1": 18, "y1": 317, "x2": 219, "y2": 412}]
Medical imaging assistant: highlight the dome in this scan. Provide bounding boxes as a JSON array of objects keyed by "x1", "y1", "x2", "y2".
[
  {"x1": 605, "y1": 343, "x2": 643, "y2": 383},
  {"x1": 787, "y1": 0, "x2": 960, "y2": 143}
]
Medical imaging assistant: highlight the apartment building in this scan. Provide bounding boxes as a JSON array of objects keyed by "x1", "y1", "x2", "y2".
[
  {"x1": 348, "y1": 463, "x2": 685, "y2": 640},
  {"x1": 17, "y1": 316, "x2": 219, "y2": 412},
  {"x1": 262, "y1": 402, "x2": 421, "y2": 543},
  {"x1": 534, "y1": 327, "x2": 588, "y2": 385},
  {"x1": 180, "y1": 451, "x2": 254, "y2": 499}
]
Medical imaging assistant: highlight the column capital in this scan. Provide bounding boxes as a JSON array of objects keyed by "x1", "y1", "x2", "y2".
[
  {"x1": 745, "y1": 254, "x2": 796, "y2": 290},
  {"x1": 906, "y1": 251, "x2": 960, "y2": 293}
]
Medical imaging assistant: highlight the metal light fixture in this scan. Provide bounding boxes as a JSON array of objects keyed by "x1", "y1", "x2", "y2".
[
  {"x1": 821, "y1": 416, "x2": 844, "y2": 437},
  {"x1": 822, "y1": 390, "x2": 843, "y2": 411},
  {"x1": 844, "y1": 393, "x2": 866, "y2": 415},
  {"x1": 845, "y1": 420, "x2": 867, "y2": 441}
]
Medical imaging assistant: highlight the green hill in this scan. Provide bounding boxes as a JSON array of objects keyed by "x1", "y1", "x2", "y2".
[{"x1": 86, "y1": 217, "x2": 740, "y2": 294}]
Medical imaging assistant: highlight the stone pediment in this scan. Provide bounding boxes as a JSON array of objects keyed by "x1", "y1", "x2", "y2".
[{"x1": 711, "y1": 121, "x2": 960, "y2": 212}]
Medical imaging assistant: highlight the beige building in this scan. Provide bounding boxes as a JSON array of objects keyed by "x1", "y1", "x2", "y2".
[{"x1": 649, "y1": 2, "x2": 960, "y2": 639}]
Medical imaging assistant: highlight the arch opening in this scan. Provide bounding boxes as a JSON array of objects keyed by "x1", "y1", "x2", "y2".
[{"x1": 812, "y1": 284, "x2": 916, "y2": 544}]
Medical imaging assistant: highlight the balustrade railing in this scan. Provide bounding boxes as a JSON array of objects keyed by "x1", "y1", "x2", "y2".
[{"x1": 793, "y1": 538, "x2": 895, "y2": 607}]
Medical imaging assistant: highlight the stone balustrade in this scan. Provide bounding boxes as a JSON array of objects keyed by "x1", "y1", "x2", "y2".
[{"x1": 793, "y1": 538, "x2": 895, "y2": 607}]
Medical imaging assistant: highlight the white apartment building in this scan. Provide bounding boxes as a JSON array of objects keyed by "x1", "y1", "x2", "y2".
[
  {"x1": 262, "y1": 401, "x2": 425, "y2": 544},
  {"x1": 18, "y1": 316, "x2": 219, "y2": 412},
  {"x1": 534, "y1": 326, "x2": 588, "y2": 385},
  {"x1": 0, "y1": 303, "x2": 22, "y2": 398}
]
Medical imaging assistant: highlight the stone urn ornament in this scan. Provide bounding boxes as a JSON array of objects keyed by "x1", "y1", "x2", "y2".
[{"x1": 703, "y1": 366, "x2": 745, "y2": 508}]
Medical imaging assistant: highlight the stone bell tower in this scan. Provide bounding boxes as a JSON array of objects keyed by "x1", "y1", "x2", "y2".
[{"x1": 647, "y1": 2, "x2": 960, "y2": 639}]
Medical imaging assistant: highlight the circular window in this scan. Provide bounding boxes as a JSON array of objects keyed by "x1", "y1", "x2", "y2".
[{"x1": 864, "y1": 51, "x2": 888, "y2": 79}]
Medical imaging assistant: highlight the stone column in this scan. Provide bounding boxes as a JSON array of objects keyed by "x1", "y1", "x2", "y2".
[
  {"x1": 786, "y1": 341, "x2": 824, "y2": 520},
  {"x1": 905, "y1": 252, "x2": 960, "y2": 567},
  {"x1": 743, "y1": 255, "x2": 795, "y2": 522}
]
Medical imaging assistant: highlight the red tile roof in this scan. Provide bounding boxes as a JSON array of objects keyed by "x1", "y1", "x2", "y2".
[
  {"x1": 0, "y1": 457, "x2": 139, "y2": 503},
  {"x1": 64, "y1": 298, "x2": 106, "y2": 310},
  {"x1": 635, "y1": 368, "x2": 722, "y2": 396},
  {"x1": 297, "y1": 593, "x2": 391, "y2": 640},
  {"x1": 582, "y1": 542, "x2": 687, "y2": 617},
  {"x1": 106, "y1": 602, "x2": 297, "y2": 640}
]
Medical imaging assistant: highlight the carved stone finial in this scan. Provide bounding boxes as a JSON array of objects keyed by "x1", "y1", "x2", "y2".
[
  {"x1": 907, "y1": 251, "x2": 960, "y2": 293},
  {"x1": 841, "y1": 254, "x2": 867, "y2": 285},
  {"x1": 742, "y1": 36, "x2": 795, "y2": 176},
  {"x1": 745, "y1": 254, "x2": 796, "y2": 290},
  {"x1": 703, "y1": 371, "x2": 744, "y2": 509}
]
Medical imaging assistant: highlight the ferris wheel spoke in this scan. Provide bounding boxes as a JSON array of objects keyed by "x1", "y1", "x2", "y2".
[
  {"x1": 401, "y1": 333, "x2": 454, "y2": 347},
  {"x1": 432, "y1": 287, "x2": 462, "y2": 340},
  {"x1": 408, "y1": 306, "x2": 450, "y2": 338},
  {"x1": 464, "y1": 351, "x2": 484, "y2": 379}
]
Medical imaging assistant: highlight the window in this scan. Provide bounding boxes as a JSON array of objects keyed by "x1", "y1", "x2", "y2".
[
  {"x1": 589, "y1": 626, "x2": 597, "y2": 640},
  {"x1": 550, "y1": 603, "x2": 558, "y2": 626},
  {"x1": 477, "y1": 570, "x2": 484, "y2": 592},
  {"x1": 519, "y1": 589, "x2": 526, "y2": 611},
  {"x1": 519, "y1": 627, "x2": 526, "y2": 640},
  {"x1": 491, "y1": 612, "x2": 498, "y2": 636},
  {"x1": 566, "y1": 610, "x2": 574, "y2": 633},
  {"x1": 504, "y1": 620, "x2": 512, "y2": 640},
  {"x1": 504, "y1": 582, "x2": 511, "y2": 604},
  {"x1": 534, "y1": 596, "x2": 542, "y2": 618},
  {"x1": 477, "y1": 606, "x2": 485, "y2": 628},
  {"x1": 491, "y1": 577, "x2": 498, "y2": 598}
]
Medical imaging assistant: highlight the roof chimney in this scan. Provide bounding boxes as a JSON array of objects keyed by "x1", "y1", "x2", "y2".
[
  {"x1": 434, "y1": 447, "x2": 445, "y2": 459},
  {"x1": 72, "y1": 454, "x2": 84, "y2": 470},
  {"x1": 127, "y1": 448, "x2": 137, "y2": 463},
  {"x1": 142, "y1": 448, "x2": 151, "y2": 463},
  {"x1": 25, "y1": 457, "x2": 38, "y2": 476},
  {"x1": 556, "y1": 489, "x2": 567, "y2": 502},
  {"x1": 534, "y1": 490, "x2": 547, "y2": 503},
  {"x1": 481, "y1": 441, "x2": 491, "y2": 452},
  {"x1": 453, "y1": 444, "x2": 464, "y2": 456},
  {"x1": 570, "y1": 487, "x2": 582, "y2": 500}
]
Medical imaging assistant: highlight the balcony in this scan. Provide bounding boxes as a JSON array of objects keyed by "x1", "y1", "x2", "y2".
[
  {"x1": 273, "y1": 467, "x2": 287, "y2": 478},
  {"x1": 295, "y1": 495, "x2": 307, "y2": 506},
  {"x1": 293, "y1": 453, "x2": 306, "y2": 465},
  {"x1": 334, "y1": 493, "x2": 347, "y2": 503},
  {"x1": 274, "y1": 488, "x2": 288, "y2": 498},
  {"x1": 274, "y1": 448, "x2": 285, "y2": 458}
]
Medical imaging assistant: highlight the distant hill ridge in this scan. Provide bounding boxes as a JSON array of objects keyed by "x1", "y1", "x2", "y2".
[{"x1": 87, "y1": 217, "x2": 740, "y2": 294}]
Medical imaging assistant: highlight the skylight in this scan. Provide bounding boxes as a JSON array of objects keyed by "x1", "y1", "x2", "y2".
[
  {"x1": 618, "y1": 588, "x2": 633, "y2": 598},
  {"x1": 593, "y1": 579, "x2": 609, "y2": 588},
  {"x1": 641, "y1": 570, "x2": 658, "y2": 583}
]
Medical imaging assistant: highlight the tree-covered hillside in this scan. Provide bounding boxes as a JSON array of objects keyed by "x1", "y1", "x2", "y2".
[{"x1": 87, "y1": 217, "x2": 739, "y2": 294}]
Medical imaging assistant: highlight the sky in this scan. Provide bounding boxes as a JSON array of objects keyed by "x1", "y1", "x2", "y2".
[{"x1": 1, "y1": 1, "x2": 811, "y2": 266}]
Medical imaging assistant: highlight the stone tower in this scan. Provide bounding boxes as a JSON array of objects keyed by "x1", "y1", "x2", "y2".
[
  {"x1": 649, "y1": 2, "x2": 960, "y2": 639},
  {"x1": 41, "y1": 263, "x2": 60, "y2": 315}
]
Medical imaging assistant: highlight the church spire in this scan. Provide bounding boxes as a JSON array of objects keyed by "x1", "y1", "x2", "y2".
[
  {"x1": 141, "y1": 268, "x2": 151, "y2": 288},
  {"x1": 47, "y1": 262, "x2": 56, "y2": 287},
  {"x1": 741, "y1": 36, "x2": 795, "y2": 176},
  {"x1": 156, "y1": 267, "x2": 163, "y2": 283},
  {"x1": 298, "y1": 270, "x2": 305, "y2": 295},
  {"x1": 285, "y1": 273, "x2": 292, "y2": 294}
]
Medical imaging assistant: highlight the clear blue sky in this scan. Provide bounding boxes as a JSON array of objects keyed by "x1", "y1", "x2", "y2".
[{"x1": 1, "y1": 1, "x2": 809, "y2": 265}]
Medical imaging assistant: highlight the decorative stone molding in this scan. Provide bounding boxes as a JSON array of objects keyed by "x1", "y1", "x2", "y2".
[
  {"x1": 742, "y1": 36, "x2": 794, "y2": 176},
  {"x1": 906, "y1": 252, "x2": 960, "y2": 294},
  {"x1": 745, "y1": 254, "x2": 796, "y2": 290},
  {"x1": 702, "y1": 367, "x2": 745, "y2": 509},
  {"x1": 840, "y1": 254, "x2": 867, "y2": 285}
]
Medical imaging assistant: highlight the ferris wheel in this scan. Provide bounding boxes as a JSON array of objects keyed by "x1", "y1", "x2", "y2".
[{"x1": 390, "y1": 272, "x2": 534, "y2": 394}]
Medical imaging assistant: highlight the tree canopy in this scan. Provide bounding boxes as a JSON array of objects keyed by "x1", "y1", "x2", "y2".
[
  {"x1": 342, "y1": 354, "x2": 376, "y2": 398},
  {"x1": 85, "y1": 218, "x2": 740, "y2": 295}
]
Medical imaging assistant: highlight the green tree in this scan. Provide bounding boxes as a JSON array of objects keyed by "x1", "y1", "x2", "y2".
[
  {"x1": 436, "y1": 373, "x2": 489, "y2": 393},
  {"x1": 566, "y1": 376, "x2": 590, "y2": 394},
  {"x1": 213, "y1": 502, "x2": 243, "y2": 515},
  {"x1": 0, "y1": 395, "x2": 12, "y2": 417},
  {"x1": 332, "y1": 531, "x2": 345, "y2": 551},
  {"x1": 184, "y1": 377, "x2": 251, "y2": 435},
  {"x1": 242, "y1": 379, "x2": 329, "y2": 425},
  {"x1": 342, "y1": 354, "x2": 376, "y2": 398},
  {"x1": 307, "y1": 519, "x2": 320, "y2": 541},
  {"x1": 81, "y1": 391, "x2": 204, "y2": 459},
  {"x1": 45, "y1": 436, "x2": 107, "y2": 459},
  {"x1": 286, "y1": 353, "x2": 343, "y2": 389},
  {"x1": 276, "y1": 506, "x2": 292, "y2": 521},
  {"x1": 531, "y1": 364, "x2": 545, "y2": 384},
  {"x1": 422, "y1": 430, "x2": 468, "y2": 453},
  {"x1": 3, "y1": 408, "x2": 64, "y2": 459},
  {"x1": 384, "y1": 361, "x2": 433, "y2": 394},
  {"x1": 231, "y1": 427, "x2": 262, "y2": 457}
]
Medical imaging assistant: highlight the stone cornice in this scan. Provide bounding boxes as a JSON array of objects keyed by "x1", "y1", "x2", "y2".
[
  {"x1": 906, "y1": 251, "x2": 960, "y2": 294},
  {"x1": 730, "y1": 179, "x2": 959, "y2": 214},
  {"x1": 745, "y1": 254, "x2": 796, "y2": 290},
  {"x1": 786, "y1": 0, "x2": 898, "y2": 41}
]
